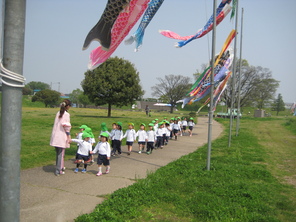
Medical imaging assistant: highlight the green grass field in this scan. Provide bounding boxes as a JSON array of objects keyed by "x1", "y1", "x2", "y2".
[
  {"x1": 21, "y1": 106, "x2": 179, "y2": 169},
  {"x1": 73, "y1": 116, "x2": 296, "y2": 221},
  {"x1": 19, "y1": 98, "x2": 296, "y2": 221}
]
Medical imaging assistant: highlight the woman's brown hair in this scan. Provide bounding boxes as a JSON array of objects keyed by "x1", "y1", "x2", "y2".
[{"x1": 59, "y1": 99, "x2": 71, "y2": 118}]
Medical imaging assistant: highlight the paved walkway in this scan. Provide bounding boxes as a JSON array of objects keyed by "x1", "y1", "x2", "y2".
[{"x1": 20, "y1": 117, "x2": 223, "y2": 222}]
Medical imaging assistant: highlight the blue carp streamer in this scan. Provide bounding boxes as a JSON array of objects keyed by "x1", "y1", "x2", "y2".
[{"x1": 125, "y1": 0, "x2": 164, "y2": 51}]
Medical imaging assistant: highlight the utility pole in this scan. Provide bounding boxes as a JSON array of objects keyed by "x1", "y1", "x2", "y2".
[
  {"x1": 236, "y1": 7, "x2": 244, "y2": 137},
  {"x1": 228, "y1": 0, "x2": 239, "y2": 147},
  {"x1": 206, "y1": 0, "x2": 217, "y2": 171},
  {"x1": 0, "y1": 1, "x2": 26, "y2": 222}
]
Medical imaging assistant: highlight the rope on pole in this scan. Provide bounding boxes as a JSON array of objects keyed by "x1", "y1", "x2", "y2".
[{"x1": 0, "y1": 59, "x2": 25, "y2": 87}]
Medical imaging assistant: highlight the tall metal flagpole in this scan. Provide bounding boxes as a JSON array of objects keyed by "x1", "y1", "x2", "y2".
[
  {"x1": 236, "y1": 7, "x2": 244, "y2": 137},
  {"x1": 0, "y1": 0, "x2": 26, "y2": 221},
  {"x1": 228, "y1": 0, "x2": 239, "y2": 147},
  {"x1": 206, "y1": 0, "x2": 217, "y2": 171}
]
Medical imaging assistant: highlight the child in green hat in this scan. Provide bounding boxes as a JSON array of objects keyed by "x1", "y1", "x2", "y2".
[
  {"x1": 100, "y1": 122, "x2": 110, "y2": 138},
  {"x1": 70, "y1": 131, "x2": 93, "y2": 173},
  {"x1": 146, "y1": 123, "x2": 156, "y2": 154},
  {"x1": 122, "y1": 123, "x2": 136, "y2": 155},
  {"x1": 110, "y1": 122, "x2": 123, "y2": 156},
  {"x1": 136, "y1": 123, "x2": 147, "y2": 154},
  {"x1": 92, "y1": 132, "x2": 111, "y2": 176},
  {"x1": 188, "y1": 117, "x2": 195, "y2": 137}
]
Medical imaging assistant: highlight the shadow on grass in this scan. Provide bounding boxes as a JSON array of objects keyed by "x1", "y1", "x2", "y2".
[{"x1": 75, "y1": 115, "x2": 124, "y2": 119}]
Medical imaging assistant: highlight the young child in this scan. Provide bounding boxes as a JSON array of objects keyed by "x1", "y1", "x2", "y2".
[
  {"x1": 122, "y1": 123, "x2": 137, "y2": 155},
  {"x1": 181, "y1": 117, "x2": 188, "y2": 136},
  {"x1": 74, "y1": 124, "x2": 88, "y2": 164},
  {"x1": 164, "y1": 121, "x2": 171, "y2": 145},
  {"x1": 92, "y1": 132, "x2": 111, "y2": 176},
  {"x1": 177, "y1": 117, "x2": 182, "y2": 136},
  {"x1": 110, "y1": 122, "x2": 117, "y2": 150},
  {"x1": 136, "y1": 123, "x2": 147, "y2": 154},
  {"x1": 169, "y1": 118, "x2": 174, "y2": 140},
  {"x1": 75, "y1": 124, "x2": 88, "y2": 140},
  {"x1": 85, "y1": 127, "x2": 96, "y2": 164},
  {"x1": 155, "y1": 122, "x2": 165, "y2": 149},
  {"x1": 100, "y1": 122, "x2": 110, "y2": 137},
  {"x1": 188, "y1": 117, "x2": 195, "y2": 137},
  {"x1": 70, "y1": 132, "x2": 93, "y2": 173},
  {"x1": 172, "y1": 119, "x2": 181, "y2": 140},
  {"x1": 146, "y1": 123, "x2": 156, "y2": 154},
  {"x1": 110, "y1": 122, "x2": 123, "y2": 156}
]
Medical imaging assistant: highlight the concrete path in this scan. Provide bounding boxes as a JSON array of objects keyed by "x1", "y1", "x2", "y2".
[{"x1": 20, "y1": 117, "x2": 223, "y2": 222}]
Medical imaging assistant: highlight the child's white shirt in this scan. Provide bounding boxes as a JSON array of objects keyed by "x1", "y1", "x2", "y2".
[
  {"x1": 123, "y1": 129, "x2": 136, "y2": 142},
  {"x1": 113, "y1": 129, "x2": 123, "y2": 140},
  {"x1": 173, "y1": 123, "x2": 181, "y2": 130},
  {"x1": 147, "y1": 130, "x2": 156, "y2": 142},
  {"x1": 110, "y1": 129, "x2": 116, "y2": 140},
  {"x1": 136, "y1": 129, "x2": 147, "y2": 142},
  {"x1": 188, "y1": 121, "x2": 195, "y2": 127},
  {"x1": 71, "y1": 139, "x2": 92, "y2": 156},
  {"x1": 93, "y1": 141, "x2": 111, "y2": 158},
  {"x1": 76, "y1": 132, "x2": 83, "y2": 140},
  {"x1": 181, "y1": 120, "x2": 188, "y2": 126},
  {"x1": 165, "y1": 126, "x2": 171, "y2": 136},
  {"x1": 156, "y1": 127, "x2": 165, "y2": 137}
]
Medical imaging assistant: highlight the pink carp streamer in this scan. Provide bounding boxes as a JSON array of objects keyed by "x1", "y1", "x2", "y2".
[
  {"x1": 88, "y1": 0, "x2": 149, "y2": 70},
  {"x1": 159, "y1": 0, "x2": 232, "y2": 48},
  {"x1": 83, "y1": 0, "x2": 131, "y2": 51}
]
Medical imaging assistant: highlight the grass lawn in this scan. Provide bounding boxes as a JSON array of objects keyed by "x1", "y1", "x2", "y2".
[
  {"x1": 21, "y1": 107, "x2": 181, "y2": 169},
  {"x1": 20, "y1": 103, "x2": 296, "y2": 221},
  {"x1": 74, "y1": 116, "x2": 296, "y2": 222}
]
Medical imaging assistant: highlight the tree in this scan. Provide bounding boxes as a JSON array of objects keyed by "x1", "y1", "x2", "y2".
[
  {"x1": 222, "y1": 60, "x2": 279, "y2": 109},
  {"x1": 81, "y1": 57, "x2": 144, "y2": 117},
  {"x1": 151, "y1": 74, "x2": 191, "y2": 113},
  {"x1": 69, "y1": 88, "x2": 83, "y2": 107},
  {"x1": 22, "y1": 86, "x2": 33, "y2": 95},
  {"x1": 26, "y1": 81, "x2": 50, "y2": 93},
  {"x1": 78, "y1": 93, "x2": 91, "y2": 108},
  {"x1": 32, "y1": 89, "x2": 60, "y2": 107},
  {"x1": 271, "y1": 93, "x2": 285, "y2": 116}
]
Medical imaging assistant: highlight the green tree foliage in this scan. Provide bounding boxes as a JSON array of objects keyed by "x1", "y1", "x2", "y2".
[
  {"x1": 81, "y1": 57, "x2": 144, "y2": 117},
  {"x1": 151, "y1": 74, "x2": 191, "y2": 113},
  {"x1": 69, "y1": 88, "x2": 83, "y2": 107},
  {"x1": 271, "y1": 93, "x2": 285, "y2": 116},
  {"x1": 26, "y1": 81, "x2": 50, "y2": 93},
  {"x1": 31, "y1": 89, "x2": 60, "y2": 107},
  {"x1": 78, "y1": 93, "x2": 91, "y2": 108},
  {"x1": 222, "y1": 60, "x2": 279, "y2": 109},
  {"x1": 22, "y1": 86, "x2": 33, "y2": 95}
]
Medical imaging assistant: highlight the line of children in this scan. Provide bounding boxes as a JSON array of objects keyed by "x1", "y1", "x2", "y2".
[{"x1": 70, "y1": 117, "x2": 195, "y2": 176}]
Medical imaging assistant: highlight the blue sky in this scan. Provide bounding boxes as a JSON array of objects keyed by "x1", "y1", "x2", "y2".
[{"x1": 6, "y1": 0, "x2": 296, "y2": 103}]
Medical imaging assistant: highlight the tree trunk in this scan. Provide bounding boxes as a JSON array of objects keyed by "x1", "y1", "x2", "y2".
[
  {"x1": 170, "y1": 105, "x2": 174, "y2": 113},
  {"x1": 108, "y1": 103, "x2": 112, "y2": 117}
]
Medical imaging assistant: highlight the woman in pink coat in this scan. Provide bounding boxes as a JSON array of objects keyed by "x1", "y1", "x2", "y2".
[{"x1": 50, "y1": 99, "x2": 72, "y2": 176}]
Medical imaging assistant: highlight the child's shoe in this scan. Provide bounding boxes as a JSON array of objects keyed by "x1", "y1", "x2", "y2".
[
  {"x1": 96, "y1": 172, "x2": 102, "y2": 176},
  {"x1": 74, "y1": 168, "x2": 79, "y2": 173},
  {"x1": 81, "y1": 169, "x2": 87, "y2": 173},
  {"x1": 138, "y1": 150, "x2": 141, "y2": 154},
  {"x1": 105, "y1": 170, "x2": 109, "y2": 174}
]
